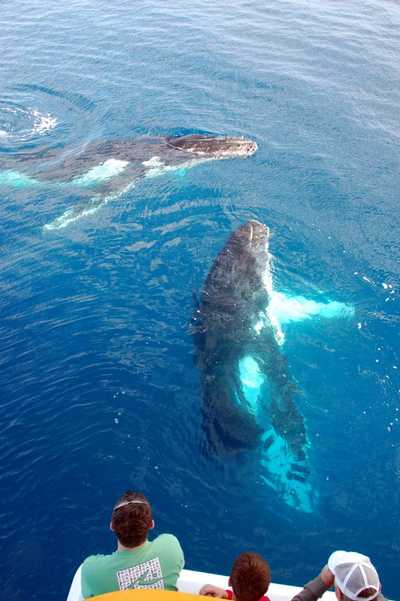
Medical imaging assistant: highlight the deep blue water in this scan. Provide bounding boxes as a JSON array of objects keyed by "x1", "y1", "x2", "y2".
[{"x1": 0, "y1": 1, "x2": 399, "y2": 599}]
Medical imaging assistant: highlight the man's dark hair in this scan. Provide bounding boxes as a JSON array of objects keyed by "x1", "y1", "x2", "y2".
[
  {"x1": 342, "y1": 590, "x2": 379, "y2": 601},
  {"x1": 357, "y1": 590, "x2": 379, "y2": 600},
  {"x1": 111, "y1": 491, "x2": 152, "y2": 548},
  {"x1": 230, "y1": 552, "x2": 270, "y2": 601}
]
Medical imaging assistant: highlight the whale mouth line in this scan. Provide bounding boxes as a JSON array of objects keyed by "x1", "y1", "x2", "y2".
[
  {"x1": 165, "y1": 135, "x2": 228, "y2": 152},
  {"x1": 166, "y1": 134, "x2": 257, "y2": 158}
]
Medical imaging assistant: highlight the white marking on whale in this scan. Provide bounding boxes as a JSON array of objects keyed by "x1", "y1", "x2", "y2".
[
  {"x1": 143, "y1": 155, "x2": 210, "y2": 179},
  {"x1": 71, "y1": 158, "x2": 129, "y2": 187}
]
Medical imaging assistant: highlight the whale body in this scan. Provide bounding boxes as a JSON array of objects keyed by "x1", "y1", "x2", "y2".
[
  {"x1": 193, "y1": 220, "x2": 354, "y2": 512},
  {"x1": 0, "y1": 134, "x2": 257, "y2": 230}
]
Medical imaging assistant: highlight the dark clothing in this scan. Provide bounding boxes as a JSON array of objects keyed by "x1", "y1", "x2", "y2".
[
  {"x1": 290, "y1": 575, "x2": 330, "y2": 601},
  {"x1": 290, "y1": 575, "x2": 388, "y2": 601}
]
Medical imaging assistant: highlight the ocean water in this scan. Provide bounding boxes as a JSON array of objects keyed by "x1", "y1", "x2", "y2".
[{"x1": 0, "y1": 1, "x2": 399, "y2": 599}]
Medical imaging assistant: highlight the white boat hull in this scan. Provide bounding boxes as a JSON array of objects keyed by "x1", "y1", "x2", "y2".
[{"x1": 66, "y1": 565, "x2": 336, "y2": 601}]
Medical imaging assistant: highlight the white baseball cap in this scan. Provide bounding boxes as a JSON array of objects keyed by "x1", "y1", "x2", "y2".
[{"x1": 328, "y1": 551, "x2": 380, "y2": 601}]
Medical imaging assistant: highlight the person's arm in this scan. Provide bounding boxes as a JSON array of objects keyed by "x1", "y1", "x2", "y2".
[
  {"x1": 199, "y1": 584, "x2": 229, "y2": 598},
  {"x1": 291, "y1": 566, "x2": 334, "y2": 601}
]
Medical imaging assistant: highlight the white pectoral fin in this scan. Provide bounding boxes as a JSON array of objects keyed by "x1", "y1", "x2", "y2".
[
  {"x1": 43, "y1": 180, "x2": 136, "y2": 231},
  {"x1": 267, "y1": 291, "x2": 355, "y2": 344}
]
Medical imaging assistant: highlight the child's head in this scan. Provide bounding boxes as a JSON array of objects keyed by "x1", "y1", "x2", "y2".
[{"x1": 229, "y1": 552, "x2": 271, "y2": 601}]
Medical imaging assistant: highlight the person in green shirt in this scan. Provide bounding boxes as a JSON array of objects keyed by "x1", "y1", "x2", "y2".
[{"x1": 81, "y1": 490, "x2": 185, "y2": 598}]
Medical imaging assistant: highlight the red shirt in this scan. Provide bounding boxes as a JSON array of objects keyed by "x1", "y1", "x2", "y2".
[{"x1": 225, "y1": 590, "x2": 271, "y2": 601}]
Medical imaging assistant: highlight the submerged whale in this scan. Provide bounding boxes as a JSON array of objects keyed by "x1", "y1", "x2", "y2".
[
  {"x1": 0, "y1": 134, "x2": 257, "y2": 230},
  {"x1": 193, "y1": 220, "x2": 354, "y2": 512}
]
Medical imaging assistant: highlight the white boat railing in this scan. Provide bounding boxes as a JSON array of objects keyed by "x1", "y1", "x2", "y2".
[{"x1": 66, "y1": 565, "x2": 336, "y2": 601}]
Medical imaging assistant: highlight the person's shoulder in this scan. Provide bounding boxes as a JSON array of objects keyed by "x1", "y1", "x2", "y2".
[
  {"x1": 82, "y1": 553, "x2": 112, "y2": 570},
  {"x1": 151, "y1": 533, "x2": 182, "y2": 547},
  {"x1": 151, "y1": 533, "x2": 184, "y2": 560},
  {"x1": 151, "y1": 533, "x2": 184, "y2": 569}
]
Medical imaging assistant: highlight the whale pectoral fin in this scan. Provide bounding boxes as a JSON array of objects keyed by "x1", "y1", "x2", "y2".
[
  {"x1": 175, "y1": 168, "x2": 187, "y2": 178},
  {"x1": 43, "y1": 194, "x2": 105, "y2": 231},
  {"x1": 268, "y1": 291, "x2": 355, "y2": 332},
  {"x1": 43, "y1": 178, "x2": 137, "y2": 231}
]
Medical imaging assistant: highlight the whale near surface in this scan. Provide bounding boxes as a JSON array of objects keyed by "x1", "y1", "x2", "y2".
[
  {"x1": 192, "y1": 220, "x2": 355, "y2": 512},
  {"x1": 0, "y1": 134, "x2": 257, "y2": 230}
]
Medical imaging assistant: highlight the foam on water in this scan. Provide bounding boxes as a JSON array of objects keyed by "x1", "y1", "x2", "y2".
[
  {"x1": 0, "y1": 104, "x2": 57, "y2": 143},
  {"x1": 30, "y1": 108, "x2": 58, "y2": 135}
]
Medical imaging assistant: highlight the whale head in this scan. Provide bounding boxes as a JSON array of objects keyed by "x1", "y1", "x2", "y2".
[
  {"x1": 166, "y1": 134, "x2": 257, "y2": 159},
  {"x1": 201, "y1": 220, "x2": 270, "y2": 324},
  {"x1": 234, "y1": 220, "x2": 270, "y2": 253},
  {"x1": 227, "y1": 220, "x2": 271, "y2": 279}
]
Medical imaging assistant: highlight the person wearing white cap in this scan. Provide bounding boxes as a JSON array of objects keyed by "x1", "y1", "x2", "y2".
[{"x1": 290, "y1": 550, "x2": 387, "y2": 601}]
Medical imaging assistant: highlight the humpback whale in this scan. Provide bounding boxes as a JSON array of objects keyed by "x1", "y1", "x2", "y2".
[
  {"x1": 193, "y1": 221, "x2": 354, "y2": 512},
  {"x1": 0, "y1": 134, "x2": 257, "y2": 230}
]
